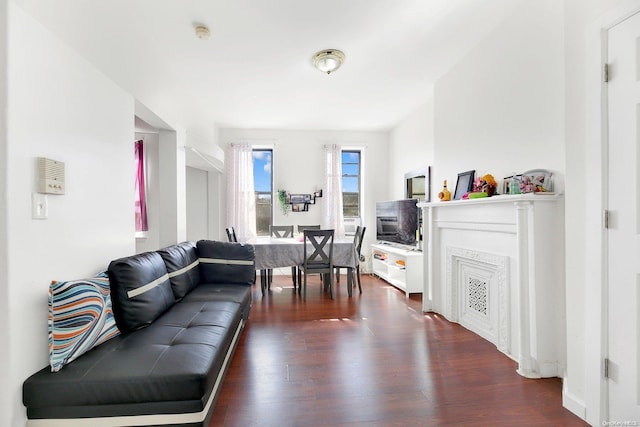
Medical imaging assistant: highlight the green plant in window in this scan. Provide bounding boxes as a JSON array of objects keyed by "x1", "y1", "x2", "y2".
[{"x1": 277, "y1": 190, "x2": 290, "y2": 216}]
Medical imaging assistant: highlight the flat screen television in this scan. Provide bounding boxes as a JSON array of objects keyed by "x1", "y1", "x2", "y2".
[{"x1": 375, "y1": 199, "x2": 418, "y2": 246}]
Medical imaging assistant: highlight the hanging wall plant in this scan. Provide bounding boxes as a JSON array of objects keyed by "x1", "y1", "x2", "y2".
[{"x1": 277, "y1": 190, "x2": 290, "y2": 216}]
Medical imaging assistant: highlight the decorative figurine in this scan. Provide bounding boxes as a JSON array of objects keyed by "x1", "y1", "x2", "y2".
[
  {"x1": 480, "y1": 174, "x2": 497, "y2": 196},
  {"x1": 438, "y1": 180, "x2": 451, "y2": 201}
]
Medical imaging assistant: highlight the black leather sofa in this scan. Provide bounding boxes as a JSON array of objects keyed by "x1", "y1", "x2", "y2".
[{"x1": 23, "y1": 240, "x2": 255, "y2": 427}]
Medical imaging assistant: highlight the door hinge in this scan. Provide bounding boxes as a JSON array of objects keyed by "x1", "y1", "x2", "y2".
[
  {"x1": 603, "y1": 210, "x2": 609, "y2": 229},
  {"x1": 604, "y1": 358, "x2": 610, "y2": 378},
  {"x1": 603, "y1": 63, "x2": 609, "y2": 83}
]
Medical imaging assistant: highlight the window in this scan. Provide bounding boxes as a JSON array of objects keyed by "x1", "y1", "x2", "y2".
[
  {"x1": 134, "y1": 140, "x2": 148, "y2": 233},
  {"x1": 341, "y1": 150, "x2": 361, "y2": 218},
  {"x1": 253, "y1": 149, "x2": 272, "y2": 236}
]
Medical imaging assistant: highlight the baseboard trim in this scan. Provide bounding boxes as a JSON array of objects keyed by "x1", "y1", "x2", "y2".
[
  {"x1": 562, "y1": 388, "x2": 587, "y2": 421},
  {"x1": 539, "y1": 361, "x2": 559, "y2": 378}
]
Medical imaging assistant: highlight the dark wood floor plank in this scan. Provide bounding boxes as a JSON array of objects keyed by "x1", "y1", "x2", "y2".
[{"x1": 210, "y1": 274, "x2": 588, "y2": 427}]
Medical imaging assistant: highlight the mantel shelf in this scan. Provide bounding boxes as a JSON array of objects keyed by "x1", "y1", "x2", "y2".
[{"x1": 418, "y1": 193, "x2": 562, "y2": 209}]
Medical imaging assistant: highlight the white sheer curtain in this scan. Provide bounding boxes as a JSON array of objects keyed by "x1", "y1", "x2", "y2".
[
  {"x1": 322, "y1": 144, "x2": 345, "y2": 238},
  {"x1": 226, "y1": 143, "x2": 256, "y2": 242}
]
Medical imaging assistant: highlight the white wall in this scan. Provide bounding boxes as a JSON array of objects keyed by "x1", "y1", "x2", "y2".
[
  {"x1": 6, "y1": 5, "x2": 135, "y2": 426},
  {"x1": 563, "y1": 0, "x2": 590, "y2": 419},
  {"x1": 433, "y1": 0, "x2": 565, "y2": 197},
  {"x1": 218, "y1": 128, "x2": 391, "y2": 263},
  {"x1": 389, "y1": 100, "x2": 435, "y2": 200},
  {"x1": 0, "y1": 0, "x2": 9, "y2": 422}
]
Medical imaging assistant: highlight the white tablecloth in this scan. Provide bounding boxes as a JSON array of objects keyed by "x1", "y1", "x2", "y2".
[{"x1": 249, "y1": 237, "x2": 357, "y2": 270}]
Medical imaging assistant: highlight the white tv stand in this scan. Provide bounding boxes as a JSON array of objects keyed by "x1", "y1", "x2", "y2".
[{"x1": 371, "y1": 243, "x2": 424, "y2": 296}]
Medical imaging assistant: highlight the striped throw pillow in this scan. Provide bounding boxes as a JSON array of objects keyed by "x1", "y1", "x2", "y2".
[{"x1": 48, "y1": 272, "x2": 120, "y2": 372}]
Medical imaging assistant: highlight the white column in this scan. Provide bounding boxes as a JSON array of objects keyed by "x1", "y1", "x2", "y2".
[
  {"x1": 422, "y1": 205, "x2": 435, "y2": 312},
  {"x1": 158, "y1": 129, "x2": 187, "y2": 247},
  {"x1": 515, "y1": 200, "x2": 540, "y2": 378},
  {"x1": 207, "y1": 170, "x2": 222, "y2": 240}
]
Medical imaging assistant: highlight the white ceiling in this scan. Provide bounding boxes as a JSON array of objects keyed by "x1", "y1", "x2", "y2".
[{"x1": 14, "y1": 0, "x2": 517, "y2": 138}]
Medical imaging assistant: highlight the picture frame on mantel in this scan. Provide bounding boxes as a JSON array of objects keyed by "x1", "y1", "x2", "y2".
[{"x1": 453, "y1": 170, "x2": 475, "y2": 200}]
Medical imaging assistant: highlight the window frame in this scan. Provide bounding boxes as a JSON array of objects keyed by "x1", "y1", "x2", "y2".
[
  {"x1": 252, "y1": 147, "x2": 273, "y2": 236},
  {"x1": 341, "y1": 149, "x2": 362, "y2": 219}
]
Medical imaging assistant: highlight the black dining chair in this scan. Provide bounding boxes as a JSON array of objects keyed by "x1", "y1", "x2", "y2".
[
  {"x1": 227, "y1": 226, "x2": 261, "y2": 290},
  {"x1": 335, "y1": 226, "x2": 366, "y2": 296},
  {"x1": 297, "y1": 224, "x2": 320, "y2": 234},
  {"x1": 296, "y1": 225, "x2": 321, "y2": 281},
  {"x1": 268, "y1": 225, "x2": 296, "y2": 290},
  {"x1": 270, "y1": 225, "x2": 294, "y2": 238},
  {"x1": 225, "y1": 227, "x2": 238, "y2": 243},
  {"x1": 298, "y1": 229, "x2": 335, "y2": 300}
]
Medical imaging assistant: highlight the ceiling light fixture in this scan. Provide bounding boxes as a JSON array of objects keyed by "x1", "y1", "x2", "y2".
[
  {"x1": 195, "y1": 24, "x2": 211, "y2": 40},
  {"x1": 312, "y1": 49, "x2": 345, "y2": 75}
]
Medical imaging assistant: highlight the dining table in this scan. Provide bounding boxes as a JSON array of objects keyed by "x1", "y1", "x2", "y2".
[{"x1": 247, "y1": 236, "x2": 358, "y2": 296}]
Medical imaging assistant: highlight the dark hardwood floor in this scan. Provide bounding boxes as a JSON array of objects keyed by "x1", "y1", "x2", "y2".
[{"x1": 210, "y1": 273, "x2": 589, "y2": 427}]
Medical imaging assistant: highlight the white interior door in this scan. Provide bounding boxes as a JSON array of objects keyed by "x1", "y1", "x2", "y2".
[
  {"x1": 607, "y1": 10, "x2": 640, "y2": 421},
  {"x1": 186, "y1": 166, "x2": 209, "y2": 241}
]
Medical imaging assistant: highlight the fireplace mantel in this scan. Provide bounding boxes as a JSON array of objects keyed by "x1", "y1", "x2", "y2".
[{"x1": 418, "y1": 194, "x2": 565, "y2": 378}]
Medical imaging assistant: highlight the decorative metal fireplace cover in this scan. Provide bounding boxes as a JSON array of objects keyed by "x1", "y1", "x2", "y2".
[{"x1": 446, "y1": 246, "x2": 510, "y2": 354}]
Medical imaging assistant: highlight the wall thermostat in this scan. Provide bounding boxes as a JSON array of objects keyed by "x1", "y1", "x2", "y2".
[{"x1": 38, "y1": 157, "x2": 65, "y2": 195}]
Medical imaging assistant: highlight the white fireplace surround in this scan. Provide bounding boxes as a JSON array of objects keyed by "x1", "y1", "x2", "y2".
[{"x1": 419, "y1": 194, "x2": 565, "y2": 379}]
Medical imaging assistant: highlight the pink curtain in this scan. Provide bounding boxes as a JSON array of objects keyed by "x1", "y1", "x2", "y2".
[{"x1": 134, "y1": 140, "x2": 148, "y2": 232}]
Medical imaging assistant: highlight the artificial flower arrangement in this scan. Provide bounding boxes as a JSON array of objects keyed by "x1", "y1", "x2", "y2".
[
  {"x1": 466, "y1": 174, "x2": 498, "y2": 199},
  {"x1": 519, "y1": 169, "x2": 553, "y2": 193}
]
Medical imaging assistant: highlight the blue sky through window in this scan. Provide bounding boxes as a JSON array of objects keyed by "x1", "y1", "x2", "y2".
[
  {"x1": 253, "y1": 150, "x2": 272, "y2": 192},
  {"x1": 342, "y1": 151, "x2": 360, "y2": 192}
]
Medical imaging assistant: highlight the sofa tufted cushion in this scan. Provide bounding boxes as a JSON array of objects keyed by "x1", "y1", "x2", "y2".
[
  {"x1": 48, "y1": 272, "x2": 120, "y2": 372},
  {"x1": 108, "y1": 252, "x2": 176, "y2": 333},
  {"x1": 197, "y1": 240, "x2": 255, "y2": 285},
  {"x1": 182, "y1": 283, "x2": 252, "y2": 322},
  {"x1": 157, "y1": 241, "x2": 200, "y2": 300}
]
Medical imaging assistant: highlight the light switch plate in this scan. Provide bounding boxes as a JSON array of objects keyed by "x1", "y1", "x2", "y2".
[{"x1": 32, "y1": 193, "x2": 48, "y2": 219}]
